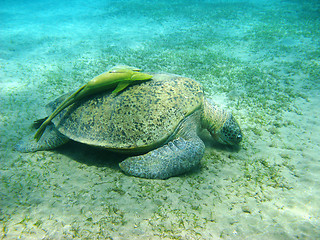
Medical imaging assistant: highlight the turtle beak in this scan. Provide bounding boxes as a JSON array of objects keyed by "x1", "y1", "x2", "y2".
[
  {"x1": 211, "y1": 131, "x2": 242, "y2": 146},
  {"x1": 214, "y1": 135, "x2": 230, "y2": 145}
]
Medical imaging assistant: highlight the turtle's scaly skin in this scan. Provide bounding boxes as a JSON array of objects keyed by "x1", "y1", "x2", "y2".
[
  {"x1": 15, "y1": 73, "x2": 242, "y2": 179},
  {"x1": 119, "y1": 112, "x2": 205, "y2": 179},
  {"x1": 201, "y1": 100, "x2": 242, "y2": 145}
]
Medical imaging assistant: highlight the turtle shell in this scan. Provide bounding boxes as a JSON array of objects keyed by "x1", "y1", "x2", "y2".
[{"x1": 48, "y1": 73, "x2": 204, "y2": 153}]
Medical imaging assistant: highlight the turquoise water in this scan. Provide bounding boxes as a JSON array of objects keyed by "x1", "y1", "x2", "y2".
[{"x1": 1, "y1": 0, "x2": 319, "y2": 239}]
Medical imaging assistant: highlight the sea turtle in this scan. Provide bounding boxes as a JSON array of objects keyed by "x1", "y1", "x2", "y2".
[{"x1": 16, "y1": 73, "x2": 242, "y2": 179}]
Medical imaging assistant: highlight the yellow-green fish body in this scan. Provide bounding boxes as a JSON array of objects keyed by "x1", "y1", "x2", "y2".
[{"x1": 34, "y1": 66, "x2": 153, "y2": 141}]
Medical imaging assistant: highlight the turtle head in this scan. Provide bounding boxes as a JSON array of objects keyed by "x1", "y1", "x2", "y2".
[
  {"x1": 202, "y1": 100, "x2": 242, "y2": 145},
  {"x1": 217, "y1": 114, "x2": 242, "y2": 145}
]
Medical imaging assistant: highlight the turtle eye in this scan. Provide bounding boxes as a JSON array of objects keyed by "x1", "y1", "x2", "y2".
[
  {"x1": 219, "y1": 115, "x2": 242, "y2": 145},
  {"x1": 236, "y1": 134, "x2": 242, "y2": 142}
]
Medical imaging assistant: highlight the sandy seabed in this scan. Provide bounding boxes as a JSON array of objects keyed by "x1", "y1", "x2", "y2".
[{"x1": 1, "y1": 0, "x2": 319, "y2": 239}]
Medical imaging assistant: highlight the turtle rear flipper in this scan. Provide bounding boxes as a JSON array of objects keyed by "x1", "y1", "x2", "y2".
[{"x1": 15, "y1": 124, "x2": 69, "y2": 153}]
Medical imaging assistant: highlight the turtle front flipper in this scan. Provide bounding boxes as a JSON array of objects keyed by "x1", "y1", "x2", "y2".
[
  {"x1": 15, "y1": 124, "x2": 69, "y2": 153},
  {"x1": 119, "y1": 135, "x2": 205, "y2": 179}
]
